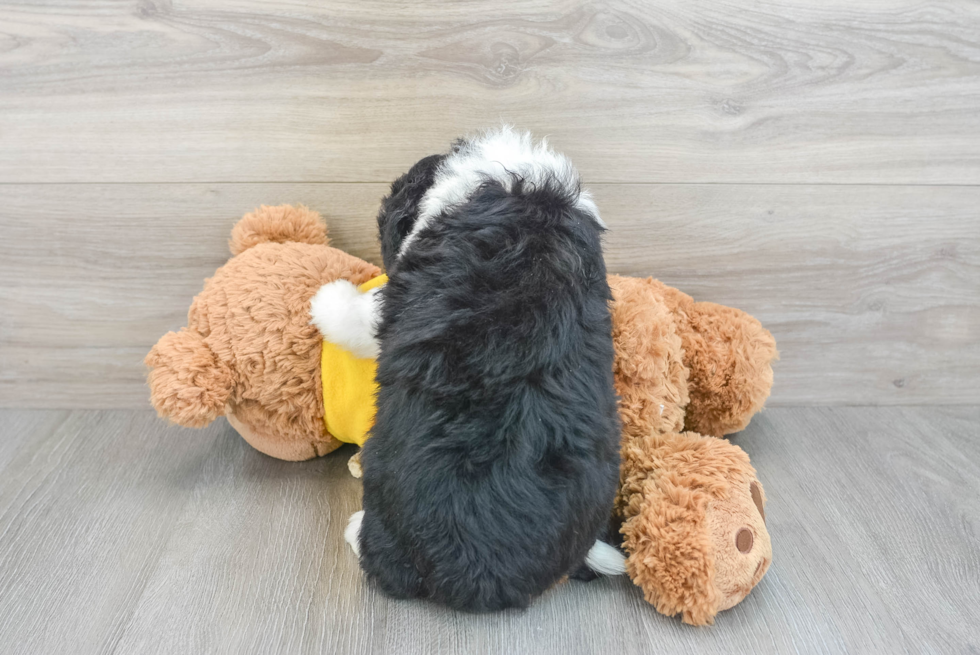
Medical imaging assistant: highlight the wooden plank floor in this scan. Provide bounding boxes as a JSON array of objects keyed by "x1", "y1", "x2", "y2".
[{"x1": 1, "y1": 406, "x2": 977, "y2": 654}]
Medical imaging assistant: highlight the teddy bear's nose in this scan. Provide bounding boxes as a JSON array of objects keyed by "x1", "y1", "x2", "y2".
[{"x1": 736, "y1": 528, "x2": 754, "y2": 553}]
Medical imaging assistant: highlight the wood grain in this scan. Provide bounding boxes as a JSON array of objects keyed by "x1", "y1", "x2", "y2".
[
  {"x1": 0, "y1": 407, "x2": 977, "y2": 654},
  {"x1": 1, "y1": 183, "x2": 976, "y2": 407},
  {"x1": 745, "y1": 405, "x2": 980, "y2": 653},
  {"x1": 0, "y1": 409, "x2": 67, "y2": 470},
  {"x1": 0, "y1": 411, "x2": 224, "y2": 654},
  {"x1": 595, "y1": 183, "x2": 980, "y2": 406},
  {"x1": 1, "y1": 0, "x2": 979, "y2": 184}
]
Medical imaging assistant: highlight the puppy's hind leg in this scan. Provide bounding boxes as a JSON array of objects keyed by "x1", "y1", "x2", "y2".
[{"x1": 349, "y1": 510, "x2": 426, "y2": 600}]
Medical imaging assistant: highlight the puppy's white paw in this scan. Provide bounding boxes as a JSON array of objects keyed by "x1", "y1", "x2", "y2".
[
  {"x1": 309, "y1": 280, "x2": 381, "y2": 359},
  {"x1": 345, "y1": 510, "x2": 365, "y2": 559}
]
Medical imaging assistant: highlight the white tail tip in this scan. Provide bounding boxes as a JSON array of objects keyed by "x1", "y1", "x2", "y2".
[
  {"x1": 345, "y1": 510, "x2": 364, "y2": 558},
  {"x1": 586, "y1": 540, "x2": 627, "y2": 576},
  {"x1": 309, "y1": 280, "x2": 381, "y2": 359}
]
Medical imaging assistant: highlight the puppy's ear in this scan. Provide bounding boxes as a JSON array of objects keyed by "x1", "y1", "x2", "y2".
[{"x1": 378, "y1": 154, "x2": 444, "y2": 270}]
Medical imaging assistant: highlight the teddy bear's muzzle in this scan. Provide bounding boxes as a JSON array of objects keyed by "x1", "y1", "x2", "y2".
[{"x1": 711, "y1": 476, "x2": 772, "y2": 612}]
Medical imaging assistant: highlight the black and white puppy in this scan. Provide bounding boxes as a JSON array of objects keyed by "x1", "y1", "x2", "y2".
[{"x1": 331, "y1": 127, "x2": 624, "y2": 611}]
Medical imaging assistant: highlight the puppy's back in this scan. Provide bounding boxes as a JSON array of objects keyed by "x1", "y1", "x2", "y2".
[{"x1": 361, "y1": 132, "x2": 620, "y2": 611}]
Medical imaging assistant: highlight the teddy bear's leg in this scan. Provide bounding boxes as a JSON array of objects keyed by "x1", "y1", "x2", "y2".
[
  {"x1": 657, "y1": 284, "x2": 778, "y2": 437},
  {"x1": 608, "y1": 275, "x2": 690, "y2": 438},
  {"x1": 617, "y1": 430, "x2": 771, "y2": 625}
]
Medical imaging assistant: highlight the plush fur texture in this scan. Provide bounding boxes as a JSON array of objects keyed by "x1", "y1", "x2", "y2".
[
  {"x1": 618, "y1": 431, "x2": 771, "y2": 626},
  {"x1": 359, "y1": 129, "x2": 622, "y2": 611},
  {"x1": 146, "y1": 205, "x2": 381, "y2": 461},
  {"x1": 609, "y1": 276, "x2": 690, "y2": 440},
  {"x1": 608, "y1": 275, "x2": 776, "y2": 625},
  {"x1": 229, "y1": 204, "x2": 329, "y2": 255},
  {"x1": 653, "y1": 282, "x2": 778, "y2": 437}
]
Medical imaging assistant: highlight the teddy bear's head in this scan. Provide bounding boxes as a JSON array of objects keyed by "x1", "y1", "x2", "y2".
[
  {"x1": 145, "y1": 205, "x2": 381, "y2": 460},
  {"x1": 618, "y1": 430, "x2": 771, "y2": 626}
]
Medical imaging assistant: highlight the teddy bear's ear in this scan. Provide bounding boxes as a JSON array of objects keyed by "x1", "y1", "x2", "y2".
[
  {"x1": 145, "y1": 329, "x2": 233, "y2": 428},
  {"x1": 229, "y1": 205, "x2": 329, "y2": 256}
]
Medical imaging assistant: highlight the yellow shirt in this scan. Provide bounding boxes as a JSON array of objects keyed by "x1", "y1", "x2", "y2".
[{"x1": 320, "y1": 274, "x2": 387, "y2": 446}]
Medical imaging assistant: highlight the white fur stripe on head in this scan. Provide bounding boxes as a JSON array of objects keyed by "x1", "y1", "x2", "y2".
[{"x1": 399, "y1": 126, "x2": 603, "y2": 256}]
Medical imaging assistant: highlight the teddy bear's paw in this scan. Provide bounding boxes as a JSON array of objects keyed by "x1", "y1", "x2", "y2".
[
  {"x1": 620, "y1": 479, "x2": 719, "y2": 626},
  {"x1": 225, "y1": 408, "x2": 344, "y2": 461}
]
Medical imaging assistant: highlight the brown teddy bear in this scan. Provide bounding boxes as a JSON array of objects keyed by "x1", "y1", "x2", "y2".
[
  {"x1": 145, "y1": 205, "x2": 382, "y2": 461},
  {"x1": 608, "y1": 275, "x2": 776, "y2": 624},
  {"x1": 146, "y1": 205, "x2": 777, "y2": 625}
]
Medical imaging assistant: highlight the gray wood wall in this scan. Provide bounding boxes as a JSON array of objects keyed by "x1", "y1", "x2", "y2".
[{"x1": 1, "y1": 0, "x2": 978, "y2": 408}]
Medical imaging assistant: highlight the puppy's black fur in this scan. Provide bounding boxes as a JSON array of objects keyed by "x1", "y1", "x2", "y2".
[
  {"x1": 377, "y1": 154, "x2": 445, "y2": 272},
  {"x1": 359, "y1": 155, "x2": 620, "y2": 612}
]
